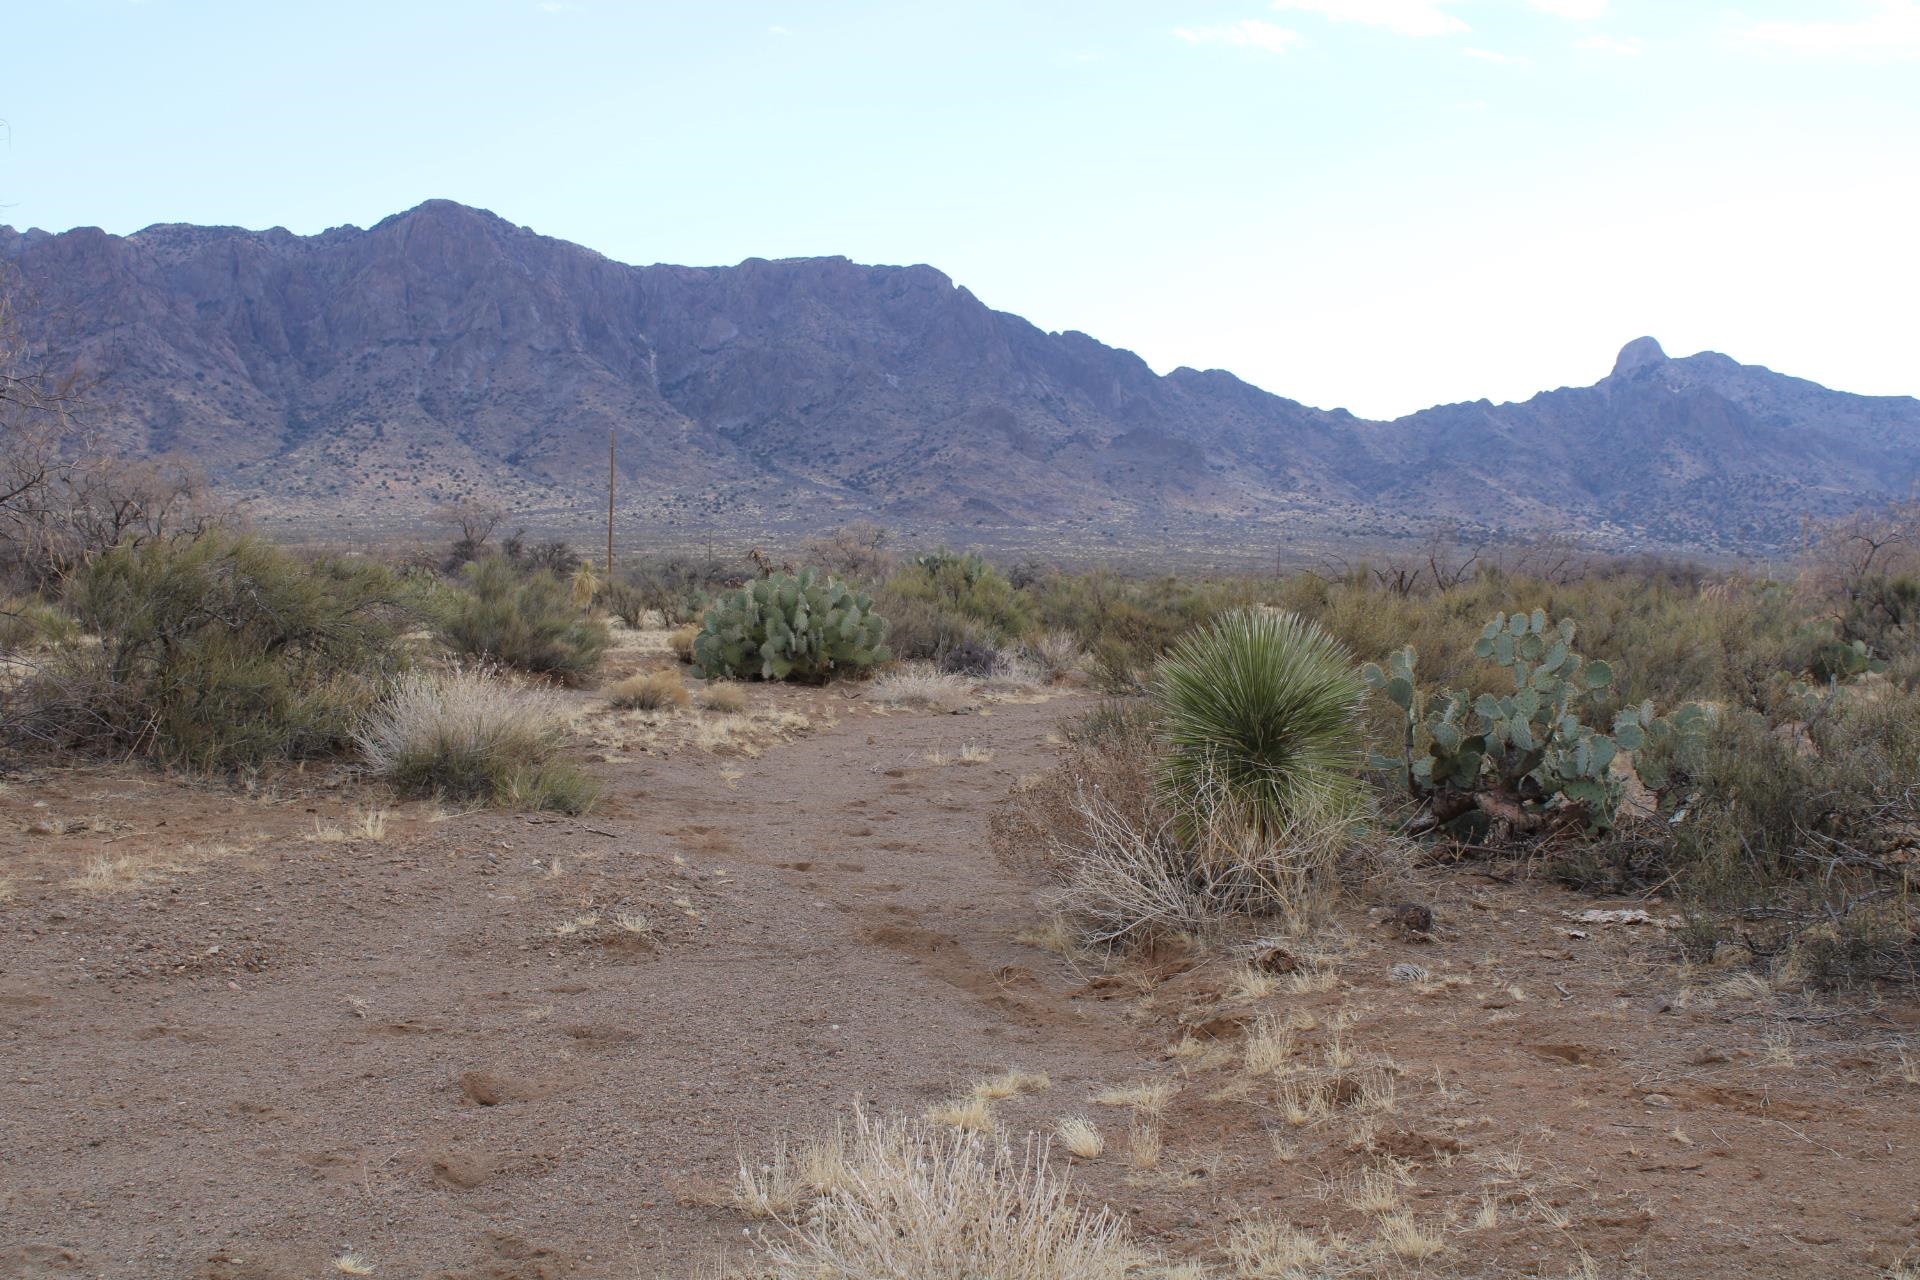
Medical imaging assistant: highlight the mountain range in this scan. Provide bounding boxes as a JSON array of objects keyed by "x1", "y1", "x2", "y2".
[{"x1": 3, "y1": 199, "x2": 1915, "y2": 556}]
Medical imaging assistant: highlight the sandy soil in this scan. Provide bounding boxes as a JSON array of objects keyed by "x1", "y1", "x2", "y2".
[{"x1": 2, "y1": 663, "x2": 1917, "y2": 1279}]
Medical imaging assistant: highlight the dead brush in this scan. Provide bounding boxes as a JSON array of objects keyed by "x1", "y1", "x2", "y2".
[
  {"x1": 731, "y1": 1107, "x2": 1149, "y2": 1279},
  {"x1": 606, "y1": 668, "x2": 690, "y2": 711},
  {"x1": 867, "y1": 664, "x2": 975, "y2": 713},
  {"x1": 668, "y1": 625, "x2": 700, "y2": 664}
]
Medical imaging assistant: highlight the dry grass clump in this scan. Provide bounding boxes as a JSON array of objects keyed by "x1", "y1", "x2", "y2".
[
  {"x1": 357, "y1": 667, "x2": 597, "y2": 813},
  {"x1": 669, "y1": 625, "x2": 700, "y2": 663},
  {"x1": 1092, "y1": 1079, "x2": 1179, "y2": 1118},
  {"x1": 1055, "y1": 1117, "x2": 1104, "y2": 1160},
  {"x1": 1026, "y1": 630, "x2": 1088, "y2": 683},
  {"x1": 606, "y1": 667, "x2": 690, "y2": 711},
  {"x1": 1221, "y1": 1218, "x2": 1339, "y2": 1279},
  {"x1": 973, "y1": 1068, "x2": 1053, "y2": 1100},
  {"x1": 726, "y1": 1108, "x2": 1148, "y2": 1279},
  {"x1": 700, "y1": 681, "x2": 748, "y2": 713},
  {"x1": 868, "y1": 664, "x2": 975, "y2": 713},
  {"x1": 926, "y1": 1096, "x2": 998, "y2": 1131}
]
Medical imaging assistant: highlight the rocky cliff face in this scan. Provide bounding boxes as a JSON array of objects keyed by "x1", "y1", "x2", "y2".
[{"x1": 4, "y1": 200, "x2": 1916, "y2": 552}]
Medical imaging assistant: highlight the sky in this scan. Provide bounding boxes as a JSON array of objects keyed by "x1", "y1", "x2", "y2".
[{"x1": 3, "y1": 0, "x2": 1918, "y2": 418}]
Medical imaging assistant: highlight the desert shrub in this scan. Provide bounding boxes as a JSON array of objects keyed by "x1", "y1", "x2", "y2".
[
  {"x1": 436, "y1": 556, "x2": 609, "y2": 681},
  {"x1": 606, "y1": 668, "x2": 688, "y2": 711},
  {"x1": 1156, "y1": 609, "x2": 1367, "y2": 841},
  {"x1": 668, "y1": 624, "x2": 699, "y2": 663},
  {"x1": 1024, "y1": 630, "x2": 1087, "y2": 684},
  {"x1": 358, "y1": 666, "x2": 596, "y2": 813},
  {"x1": 1029, "y1": 571, "x2": 1249, "y2": 691},
  {"x1": 994, "y1": 705, "x2": 1397, "y2": 946},
  {"x1": 699, "y1": 681, "x2": 747, "y2": 713},
  {"x1": 0, "y1": 596, "x2": 79, "y2": 652},
  {"x1": 1061, "y1": 699, "x2": 1157, "y2": 747},
  {"x1": 602, "y1": 582, "x2": 648, "y2": 629},
  {"x1": 867, "y1": 589, "x2": 995, "y2": 667},
  {"x1": 803, "y1": 521, "x2": 898, "y2": 584},
  {"x1": 1592, "y1": 684, "x2": 1920, "y2": 984},
  {"x1": 694, "y1": 569, "x2": 889, "y2": 683},
  {"x1": 875, "y1": 551, "x2": 1032, "y2": 663},
  {"x1": 0, "y1": 443, "x2": 229, "y2": 592},
  {"x1": 729, "y1": 1108, "x2": 1145, "y2": 1280},
  {"x1": 938, "y1": 634, "x2": 1000, "y2": 676},
  {"x1": 17, "y1": 533, "x2": 411, "y2": 771},
  {"x1": 868, "y1": 664, "x2": 974, "y2": 714},
  {"x1": 614, "y1": 554, "x2": 729, "y2": 627}
]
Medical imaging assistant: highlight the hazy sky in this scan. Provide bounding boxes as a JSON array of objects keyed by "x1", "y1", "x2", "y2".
[{"x1": 5, "y1": 1, "x2": 1917, "y2": 417}]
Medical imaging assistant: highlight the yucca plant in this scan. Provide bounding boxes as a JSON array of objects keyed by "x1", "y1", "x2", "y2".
[{"x1": 1153, "y1": 608, "x2": 1366, "y2": 844}]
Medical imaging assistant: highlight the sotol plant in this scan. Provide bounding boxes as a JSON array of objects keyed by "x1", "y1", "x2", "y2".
[
  {"x1": 1365, "y1": 609, "x2": 1708, "y2": 836},
  {"x1": 1154, "y1": 608, "x2": 1367, "y2": 840},
  {"x1": 693, "y1": 569, "x2": 890, "y2": 683}
]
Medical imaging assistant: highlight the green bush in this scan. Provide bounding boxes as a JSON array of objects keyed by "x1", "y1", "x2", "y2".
[
  {"x1": 0, "y1": 596, "x2": 79, "y2": 652},
  {"x1": 874, "y1": 552, "x2": 1032, "y2": 663},
  {"x1": 694, "y1": 569, "x2": 889, "y2": 683},
  {"x1": 358, "y1": 667, "x2": 597, "y2": 813},
  {"x1": 1154, "y1": 608, "x2": 1366, "y2": 841},
  {"x1": 437, "y1": 556, "x2": 609, "y2": 681},
  {"x1": 28, "y1": 533, "x2": 411, "y2": 771},
  {"x1": 1649, "y1": 687, "x2": 1920, "y2": 984}
]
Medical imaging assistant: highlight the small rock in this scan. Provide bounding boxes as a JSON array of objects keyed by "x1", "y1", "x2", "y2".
[{"x1": 1642, "y1": 1093, "x2": 1675, "y2": 1109}]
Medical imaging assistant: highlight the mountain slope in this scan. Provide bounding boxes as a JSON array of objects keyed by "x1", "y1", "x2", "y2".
[{"x1": 3, "y1": 200, "x2": 1915, "y2": 552}]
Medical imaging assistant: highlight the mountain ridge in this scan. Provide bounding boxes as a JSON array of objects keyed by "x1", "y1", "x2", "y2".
[{"x1": 4, "y1": 199, "x2": 1916, "y2": 554}]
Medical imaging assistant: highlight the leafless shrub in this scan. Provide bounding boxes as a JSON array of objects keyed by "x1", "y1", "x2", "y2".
[
  {"x1": 803, "y1": 521, "x2": 898, "y2": 583},
  {"x1": 726, "y1": 1108, "x2": 1146, "y2": 1280}
]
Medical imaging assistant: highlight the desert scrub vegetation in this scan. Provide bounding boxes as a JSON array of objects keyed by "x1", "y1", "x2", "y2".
[
  {"x1": 357, "y1": 666, "x2": 597, "y2": 813},
  {"x1": 11, "y1": 532, "x2": 414, "y2": 771},
  {"x1": 1364, "y1": 609, "x2": 1710, "y2": 842},
  {"x1": 874, "y1": 550, "x2": 1034, "y2": 672},
  {"x1": 1635, "y1": 683, "x2": 1920, "y2": 985},
  {"x1": 725, "y1": 1108, "x2": 1149, "y2": 1279},
  {"x1": 606, "y1": 667, "x2": 689, "y2": 711},
  {"x1": 603, "y1": 553, "x2": 730, "y2": 628},
  {"x1": 1157, "y1": 609, "x2": 1367, "y2": 840},
  {"x1": 995, "y1": 652, "x2": 1394, "y2": 949},
  {"x1": 435, "y1": 555, "x2": 609, "y2": 681},
  {"x1": 867, "y1": 664, "x2": 975, "y2": 713},
  {"x1": 0, "y1": 595, "x2": 79, "y2": 653},
  {"x1": 693, "y1": 569, "x2": 889, "y2": 683}
]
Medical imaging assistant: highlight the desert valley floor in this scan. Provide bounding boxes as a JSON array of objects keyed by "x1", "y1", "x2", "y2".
[{"x1": 3, "y1": 628, "x2": 1918, "y2": 1280}]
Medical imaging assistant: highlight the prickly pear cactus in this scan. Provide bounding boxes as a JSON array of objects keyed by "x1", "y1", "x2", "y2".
[
  {"x1": 692, "y1": 569, "x2": 890, "y2": 683},
  {"x1": 1364, "y1": 610, "x2": 1707, "y2": 835}
]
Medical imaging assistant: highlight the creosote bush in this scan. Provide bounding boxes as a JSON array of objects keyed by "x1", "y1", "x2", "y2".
[
  {"x1": 358, "y1": 667, "x2": 597, "y2": 813},
  {"x1": 436, "y1": 556, "x2": 609, "y2": 682},
  {"x1": 875, "y1": 550, "x2": 1033, "y2": 667},
  {"x1": 19, "y1": 533, "x2": 411, "y2": 771}
]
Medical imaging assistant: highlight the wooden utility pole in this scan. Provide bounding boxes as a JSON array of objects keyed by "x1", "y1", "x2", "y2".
[{"x1": 607, "y1": 428, "x2": 616, "y2": 580}]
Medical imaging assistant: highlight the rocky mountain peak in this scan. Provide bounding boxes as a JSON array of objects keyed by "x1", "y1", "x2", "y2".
[{"x1": 1612, "y1": 335, "x2": 1669, "y2": 377}]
